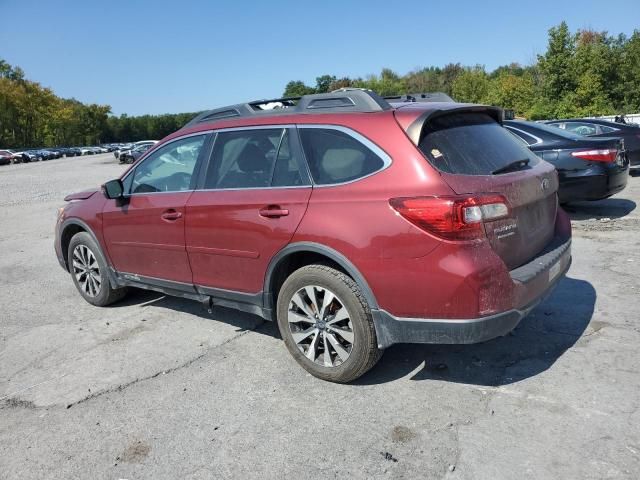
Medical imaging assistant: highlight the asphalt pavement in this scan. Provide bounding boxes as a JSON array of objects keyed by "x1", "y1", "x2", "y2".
[{"x1": 1, "y1": 154, "x2": 639, "y2": 479}]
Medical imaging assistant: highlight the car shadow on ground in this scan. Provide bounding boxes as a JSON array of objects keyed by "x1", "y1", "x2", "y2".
[
  {"x1": 355, "y1": 276, "x2": 595, "y2": 386},
  {"x1": 110, "y1": 288, "x2": 273, "y2": 334},
  {"x1": 112, "y1": 276, "x2": 594, "y2": 387},
  {"x1": 563, "y1": 198, "x2": 636, "y2": 220}
]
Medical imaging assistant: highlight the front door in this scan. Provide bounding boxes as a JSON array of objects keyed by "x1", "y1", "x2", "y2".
[
  {"x1": 186, "y1": 127, "x2": 312, "y2": 293},
  {"x1": 102, "y1": 134, "x2": 208, "y2": 284}
]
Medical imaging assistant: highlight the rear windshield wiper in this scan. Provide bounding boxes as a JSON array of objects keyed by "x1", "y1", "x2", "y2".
[{"x1": 492, "y1": 158, "x2": 530, "y2": 175}]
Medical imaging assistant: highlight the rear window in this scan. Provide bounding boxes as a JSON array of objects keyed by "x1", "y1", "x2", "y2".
[{"x1": 418, "y1": 113, "x2": 540, "y2": 175}]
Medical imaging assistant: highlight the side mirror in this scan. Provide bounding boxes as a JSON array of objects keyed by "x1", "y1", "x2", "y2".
[{"x1": 102, "y1": 179, "x2": 124, "y2": 199}]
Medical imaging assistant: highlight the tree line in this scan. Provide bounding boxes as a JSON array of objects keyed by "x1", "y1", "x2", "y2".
[
  {"x1": 2, "y1": 22, "x2": 639, "y2": 149},
  {"x1": 0, "y1": 60, "x2": 196, "y2": 148},
  {"x1": 284, "y1": 22, "x2": 640, "y2": 120}
]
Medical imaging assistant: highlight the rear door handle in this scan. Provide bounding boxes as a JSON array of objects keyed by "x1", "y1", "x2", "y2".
[
  {"x1": 161, "y1": 209, "x2": 183, "y2": 221},
  {"x1": 259, "y1": 206, "x2": 289, "y2": 218}
]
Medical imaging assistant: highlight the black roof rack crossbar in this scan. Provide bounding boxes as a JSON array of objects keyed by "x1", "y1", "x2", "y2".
[
  {"x1": 384, "y1": 92, "x2": 454, "y2": 103},
  {"x1": 183, "y1": 90, "x2": 392, "y2": 128}
]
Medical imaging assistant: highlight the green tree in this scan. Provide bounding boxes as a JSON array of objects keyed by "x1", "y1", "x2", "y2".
[
  {"x1": 315, "y1": 75, "x2": 337, "y2": 93},
  {"x1": 620, "y1": 30, "x2": 640, "y2": 111},
  {"x1": 486, "y1": 72, "x2": 536, "y2": 116},
  {"x1": 452, "y1": 66, "x2": 489, "y2": 103},
  {"x1": 537, "y1": 21, "x2": 576, "y2": 102},
  {"x1": 282, "y1": 80, "x2": 315, "y2": 97}
]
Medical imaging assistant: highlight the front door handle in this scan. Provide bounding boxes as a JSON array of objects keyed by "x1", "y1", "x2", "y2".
[
  {"x1": 259, "y1": 206, "x2": 289, "y2": 218},
  {"x1": 161, "y1": 209, "x2": 183, "y2": 221}
]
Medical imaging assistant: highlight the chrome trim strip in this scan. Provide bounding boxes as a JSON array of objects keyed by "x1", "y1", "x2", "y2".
[
  {"x1": 505, "y1": 125, "x2": 543, "y2": 146},
  {"x1": 192, "y1": 185, "x2": 311, "y2": 193},
  {"x1": 122, "y1": 123, "x2": 392, "y2": 194},
  {"x1": 297, "y1": 124, "x2": 392, "y2": 187}
]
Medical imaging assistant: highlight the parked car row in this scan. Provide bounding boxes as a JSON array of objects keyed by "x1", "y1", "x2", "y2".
[
  {"x1": 0, "y1": 143, "x2": 146, "y2": 165},
  {"x1": 114, "y1": 140, "x2": 158, "y2": 164},
  {"x1": 543, "y1": 117, "x2": 640, "y2": 168},
  {"x1": 505, "y1": 119, "x2": 630, "y2": 203}
]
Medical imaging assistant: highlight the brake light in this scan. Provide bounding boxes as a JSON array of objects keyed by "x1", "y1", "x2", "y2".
[
  {"x1": 389, "y1": 194, "x2": 510, "y2": 241},
  {"x1": 571, "y1": 149, "x2": 617, "y2": 163}
]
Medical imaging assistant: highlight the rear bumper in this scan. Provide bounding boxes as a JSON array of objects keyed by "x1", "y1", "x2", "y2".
[
  {"x1": 371, "y1": 237, "x2": 571, "y2": 349},
  {"x1": 559, "y1": 165, "x2": 629, "y2": 202}
]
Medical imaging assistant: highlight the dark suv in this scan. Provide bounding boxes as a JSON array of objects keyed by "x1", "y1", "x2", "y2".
[{"x1": 55, "y1": 90, "x2": 571, "y2": 382}]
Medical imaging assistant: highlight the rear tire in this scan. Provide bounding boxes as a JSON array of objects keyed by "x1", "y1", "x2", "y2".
[
  {"x1": 276, "y1": 264, "x2": 382, "y2": 383},
  {"x1": 68, "y1": 232, "x2": 127, "y2": 306}
]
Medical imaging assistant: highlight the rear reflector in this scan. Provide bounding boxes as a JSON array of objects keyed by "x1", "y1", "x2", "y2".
[
  {"x1": 571, "y1": 149, "x2": 617, "y2": 163},
  {"x1": 389, "y1": 194, "x2": 510, "y2": 240}
]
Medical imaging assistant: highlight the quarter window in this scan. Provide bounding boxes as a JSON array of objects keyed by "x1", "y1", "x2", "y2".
[
  {"x1": 299, "y1": 128, "x2": 385, "y2": 185},
  {"x1": 563, "y1": 122, "x2": 598, "y2": 136},
  {"x1": 129, "y1": 135, "x2": 205, "y2": 194},
  {"x1": 505, "y1": 126, "x2": 538, "y2": 146},
  {"x1": 599, "y1": 125, "x2": 619, "y2": 134}
]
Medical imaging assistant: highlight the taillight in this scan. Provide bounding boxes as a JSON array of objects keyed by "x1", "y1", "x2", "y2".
[
  {"x1": 571, "y1": 149, "x2": 617, "y2": 163},
  {"x1": 389, "y1": 194, "x2": 510, "y2": 241}
]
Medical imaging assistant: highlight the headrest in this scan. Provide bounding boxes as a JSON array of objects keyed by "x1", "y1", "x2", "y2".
[
  {"x1": 237, "y1": 144, "x2": 266, "y2": 173},
  {"x1": 320, "y1": 148, "x2": 365, "y2": 181}
]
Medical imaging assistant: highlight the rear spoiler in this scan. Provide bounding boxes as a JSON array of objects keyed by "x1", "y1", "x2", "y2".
[{"x1": 403, "y1": 104, "x2": 504, "y2": 145}]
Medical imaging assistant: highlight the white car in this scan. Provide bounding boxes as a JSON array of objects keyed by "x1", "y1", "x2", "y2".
[{"x1": 114, "y1": 141, "x2": 157, "y2": 160}]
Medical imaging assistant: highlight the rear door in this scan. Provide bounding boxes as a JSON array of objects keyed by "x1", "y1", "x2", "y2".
[
  {"x1": 185, "y1": 126, "x2": 312, "y2": 293},
  {"x1": 414, "y1": 111, "x2": 557, "y2": 269}
]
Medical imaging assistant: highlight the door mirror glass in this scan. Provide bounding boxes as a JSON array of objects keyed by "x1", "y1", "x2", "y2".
[{"x1": 102, "y1": 179, "x2": 124, "y2": 199}]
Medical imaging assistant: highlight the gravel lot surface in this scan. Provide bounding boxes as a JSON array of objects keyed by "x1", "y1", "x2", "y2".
[{"x1": 1, "y1": 154, "x2": 639, "y2": 479}]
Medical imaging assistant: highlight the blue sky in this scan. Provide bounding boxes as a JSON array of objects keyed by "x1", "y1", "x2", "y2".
[{"x1": 2, "y1": 0, "x2": 639, "y2": 115}]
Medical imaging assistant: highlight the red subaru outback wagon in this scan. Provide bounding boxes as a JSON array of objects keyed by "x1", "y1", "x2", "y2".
[{"x1": 55, "y1": 90, "x2": 572, "y2": 382}]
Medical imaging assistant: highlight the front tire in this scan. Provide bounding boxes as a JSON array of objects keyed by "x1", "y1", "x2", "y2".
[
  {"x1": 276, "y1": 264, "x2": 382, "y2": 383},
  {"x1": 68, "y1": 232, "x2": 127, "y2": 306}
]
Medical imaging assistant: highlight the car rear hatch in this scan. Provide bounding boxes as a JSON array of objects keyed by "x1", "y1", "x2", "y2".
[{"x1": 397, "y1": 105, "x2": 558, "y2": 270}]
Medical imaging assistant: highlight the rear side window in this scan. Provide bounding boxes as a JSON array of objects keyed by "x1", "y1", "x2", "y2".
[
  {"x1": 204, "y1": 128, "x2": 307, "y2": 189},
  {"x1": 563, "y1": 122, "x2": 598, "y2": 136},
  {"x1": 299, "y1": 128, "x2": 385, "y2": 185},
  {"x1": 418, "y1": 113, "x2": 539, "y2": 175}
]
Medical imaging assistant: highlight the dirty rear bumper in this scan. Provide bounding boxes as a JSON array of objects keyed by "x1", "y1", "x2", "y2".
[{"x1": 371, "y1": 238, "x2": 572, "y2": 349}]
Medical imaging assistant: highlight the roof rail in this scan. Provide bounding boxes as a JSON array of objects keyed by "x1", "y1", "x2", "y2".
[
  {"x1": 384, "y1": 92, "x2": 455, "y2": 103},
  {"x1": 183, "y1": 90, "x2": 392, "y2": 128}
]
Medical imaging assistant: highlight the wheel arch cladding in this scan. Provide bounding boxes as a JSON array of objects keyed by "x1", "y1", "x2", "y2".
[
  {"x1": 60, "y1": 221, "x2": 87, "y2": 270},
  {"x1": 263, "y1": 242, "x2": 379, "y2": 315},
  {"x1": 60, "y1": 219, "x2": 118, "y2": 288}
]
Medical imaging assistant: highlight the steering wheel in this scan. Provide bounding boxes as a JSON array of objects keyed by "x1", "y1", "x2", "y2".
[{"x1": 161, "y1": 172, "x2": 192, "y2": 191}]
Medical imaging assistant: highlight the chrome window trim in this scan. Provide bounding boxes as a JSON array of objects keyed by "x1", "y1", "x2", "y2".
[
  {"x1": 123, "y1": 130, "x2": 212, "y2": 197},
  {"x1": 199, "y1": 125, "x2": 308, "y2": 192},
  {"x1": 505, "y1": 125, "x2": 543, "y2": 146},
  {"x1": 211, "y1": 124, "x2": 296, "y2": 133},
  {"x1": 194, "y1": 185, "x2": 312, "y2": 193},
  {"x1": 297, "y1": 124, "x2": 392, "y2": 187},
  {"x1": 123, "y1": 123, "x2": 393, "y2": 195},
  {"x1": 198, "y1": 124, "x2": 392, "y2": 191}
]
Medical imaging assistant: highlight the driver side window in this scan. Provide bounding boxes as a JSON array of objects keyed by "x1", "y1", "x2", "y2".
[{"x1": 130, "y1": 135, "x2": 206, "y2": 194}]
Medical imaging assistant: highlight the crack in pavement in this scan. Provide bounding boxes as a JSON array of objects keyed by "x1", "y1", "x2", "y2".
[{"x1": 8, "y1": 319, "x2": 265, "y2": 410}]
